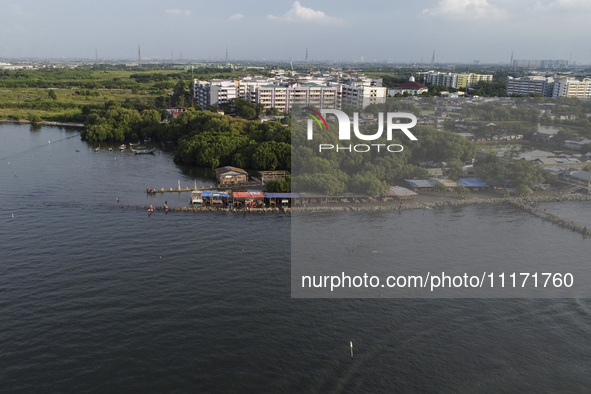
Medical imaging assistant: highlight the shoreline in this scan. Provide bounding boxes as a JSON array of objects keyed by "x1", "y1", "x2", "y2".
[
  {"x1": 144, "y1": 193, "x2": 591, "y2": 214},
  {"x1": 144, "y1": 193, "x2": 591, "y2": 236},
  {"x1": 0, "y1": 119, "x2": 85, "y2": 128}
]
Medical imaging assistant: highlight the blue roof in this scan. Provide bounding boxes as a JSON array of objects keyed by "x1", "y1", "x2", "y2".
[
  {"x1": 264, "y1": 192, "x2": 301, "y2": 198},
  {"x1": 459, "y1": 178, "x2": 488, "y2": 187},
  {"x1": 202, "y1": 191, "x2": 229, "y2": 198},
  {"x1": 405, "y1": 179, "x2": 439, "y2": 188}
]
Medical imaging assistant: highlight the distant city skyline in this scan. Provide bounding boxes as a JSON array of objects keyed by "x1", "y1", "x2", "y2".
[{"x1": 1, "y1": 0, "x2": 590, "y2": 64}]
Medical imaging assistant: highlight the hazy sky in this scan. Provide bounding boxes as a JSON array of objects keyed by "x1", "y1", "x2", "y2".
[{"x1": 1, "y1": 0, "x2": 589, "y2": 64}]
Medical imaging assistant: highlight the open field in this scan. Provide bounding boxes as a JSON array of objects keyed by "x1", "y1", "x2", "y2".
[{"x1": 0, "y1": 67, "x2": 258, "y2": 122}]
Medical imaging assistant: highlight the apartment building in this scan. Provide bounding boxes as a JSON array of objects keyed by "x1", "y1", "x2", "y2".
[
  {"x1": 194, "y1": 74, "x2": 382, "y2": 112},
  {"x1": 340, "y1": 84, "x2": 387, "y2": 108},
  {"x1": 552, "y1": 77, "x2": 591, "y2": 99},
  {"x1": 506, "y1": 76, "x2": 554, "y2": 96},
  {"x1": 194, "y1": 79, "x2": 238, "y2": 108},
  {"x1": 419, "y1": 71, "x2": 493, "y2": 89},
  {"x1": 506, "y1": 76, "x2": 591, "y2": 98}
]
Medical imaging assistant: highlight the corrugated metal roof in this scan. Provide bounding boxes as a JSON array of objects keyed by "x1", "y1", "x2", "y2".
[
  {"x1": 435, "y1": 178, "x2": 458, "y2": 187},
  {"x1": 264, "y1": 193, "x2": 302, "y2": 198},
  {"x1": 233, "y1": 191, "x2": 266, "y2": 198},
  {"x1": 405, "y1": 179, "x2": 439, "y2": 188},
  {"x1": 202, "y1": 191, "x2": 229, "y2": 198},
  {"x1": 459, "y1": 178, "x2": 488, "y2": 187},
  {"x1": 571, "y1": 171, "x2": 591, "y2": 182},
  {"x1": 384, "y1": 186, "x2": 417, "y2": 196},
  {"x1": 215, "y1": 166, "x2": 248, "y2": 175}
]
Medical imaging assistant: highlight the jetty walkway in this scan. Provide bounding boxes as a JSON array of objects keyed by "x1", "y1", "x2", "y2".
[
  {"x1": 138, "y1": 193, "x2": 591, "y2": 237},
  {"x1": 507, "y1": 199, "x2": 591, "y2": 236}
]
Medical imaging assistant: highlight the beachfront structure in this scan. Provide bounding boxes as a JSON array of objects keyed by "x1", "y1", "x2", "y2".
[
  {"x1": 215, "y1": 166, "x2": 248, "y2": 186},
  {"x1": 459, "y1": 178, "x2": 488, "y2": 190}
]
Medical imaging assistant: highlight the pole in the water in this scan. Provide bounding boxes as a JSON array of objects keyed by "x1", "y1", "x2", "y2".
[{"x1": 350, "y1": 341, "x2": 354, "y2": 359}]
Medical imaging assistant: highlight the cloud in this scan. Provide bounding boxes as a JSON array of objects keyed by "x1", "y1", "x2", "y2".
[
  {"x1": 534, "y1": 0, "x2": 591, "y2": 11},
  {"x1": 229, "y1": 13, "x2": 244, "y2": 21},
  {"x1": 423, "y1": 0, "x2": 507, "y2": 21},
  {"x1": 267, "y1": 1, "x2": 342, "y2": 23},
  {"x1": 165, "y1": 9, "x2": 191, "y2": 16}
]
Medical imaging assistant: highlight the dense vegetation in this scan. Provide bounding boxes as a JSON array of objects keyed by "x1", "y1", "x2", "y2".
[
  {"x1": 79, "y1": 102, "x2": 290, "y2": 171},
  {"x1": 291, "y1": 107, "x2": 477, "y2": 195},
  {"x1": 1, "y1": 66, "x2": 556, "y2": 195},
  {"x1": 475, "y1": 153, "x2": 546, "y2": 194},
  {"x1": 0, "y1": 66, "x2": 263, "y2": 122}
]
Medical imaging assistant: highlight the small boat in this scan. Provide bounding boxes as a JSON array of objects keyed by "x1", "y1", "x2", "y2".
[
  {"x1": 190, "y1": 191, "x2": 202, "y2": 205},
  {"x1": 119, "y1": 144, "x2": 126, "y2": 150},
  {"x1": 131, "y1": 147, "x2": 155, "y2": 155},
  {"x1": 108, "y1": 147, "x2": 113, "y2": 151},
  {"x1": 129, "y1": 141, "x2": 141, "y2": 147},
  {"x1": 95, "y1": 145, "x2": 100, "y2": 152},
  {"x1": 148, "y1": 205, "x2": 154, "y2": 215}
]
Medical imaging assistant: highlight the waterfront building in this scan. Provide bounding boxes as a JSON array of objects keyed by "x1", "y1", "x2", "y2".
[{"x1": 215, "y1": 166, "x2": 248, "y2": 186}]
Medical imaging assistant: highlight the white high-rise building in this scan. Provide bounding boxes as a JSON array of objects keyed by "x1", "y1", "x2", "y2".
[
  {"x1": 340, "y1": 84, "x2": 387, "y2": 108},
  {"x1": 552, "y1": 77, "x2": 591, "y2": 98},
  {"x1": 194, "y1": 79, "x2": 238, "y2": 108},
  {"x1": 419, "y1": 71, "x2": 492, "y2": 89},
  {"x1": 193, "y1": 74, "x2": 385, "y2": 112},
  {"x1": 506, "y1": 76, "x2": 554, "y2": 96}
]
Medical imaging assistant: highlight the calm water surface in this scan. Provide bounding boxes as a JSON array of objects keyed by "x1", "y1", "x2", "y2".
[{"x1": 1, "y1": 124, "x2": 591, "y2": 392}]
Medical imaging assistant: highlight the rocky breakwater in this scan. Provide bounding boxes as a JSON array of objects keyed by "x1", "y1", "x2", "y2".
[
  {"x1": 508, "y1": 197, "x2": 591, "y2": 236},
  {"x1": 163, "y1": 206, "x2": 288, "y2": 214}
]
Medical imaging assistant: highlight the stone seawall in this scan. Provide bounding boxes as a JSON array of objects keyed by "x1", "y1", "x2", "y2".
[{"x1": 141, "y1": 194, "x2": 591, "y2": 217}]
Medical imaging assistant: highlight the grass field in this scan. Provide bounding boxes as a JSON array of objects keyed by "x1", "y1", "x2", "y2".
[{"x1": 0, "y1": 67, "x2": 208, "y2": 122}]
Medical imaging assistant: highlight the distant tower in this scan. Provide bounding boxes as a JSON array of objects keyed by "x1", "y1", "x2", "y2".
[
  {"x1": 431, "y1": 50, "x2": 435, "y2": 68},
  {"x1": 510, "y1": 50, "x2": 514, "y2": 67},
  {"x1": 225, "y1": 47, "x2": 228, "y2": 62},
  {"x1": 138, "y1": 45, "x2": 141, "y2": 66},
  {"x1": 305, "y1": 48, "x2": 308, "y2": 68}
]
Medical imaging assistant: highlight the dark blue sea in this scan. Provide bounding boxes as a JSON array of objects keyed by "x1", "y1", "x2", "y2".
[{"x1": 1, "y1": 124, "x2": 591, "y2": 392}]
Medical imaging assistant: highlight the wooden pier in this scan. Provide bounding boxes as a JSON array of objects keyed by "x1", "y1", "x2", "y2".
[
  {"x1": 147, "y1": 186, "x2": 212, "y2": 194},
  {"x1": 146, "y1": 179, "x2": 260, "y2": 195}
]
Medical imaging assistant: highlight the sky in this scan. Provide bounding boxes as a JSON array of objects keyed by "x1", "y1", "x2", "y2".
[{"x1": 1, "y1": 0, "x2": 589, "y2": 64}]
